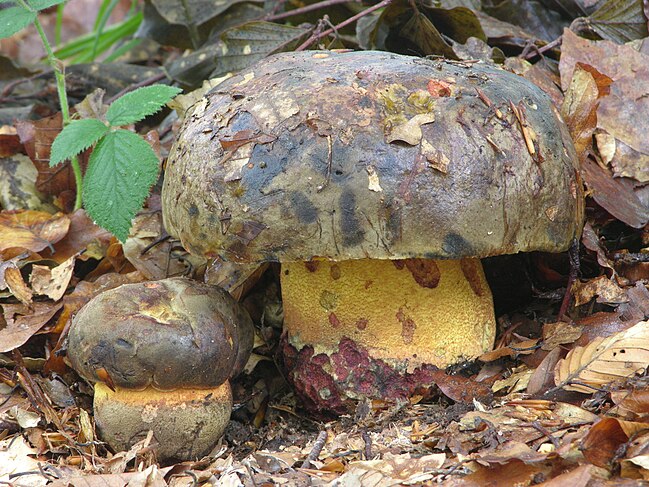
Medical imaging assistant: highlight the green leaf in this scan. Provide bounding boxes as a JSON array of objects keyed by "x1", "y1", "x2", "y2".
[
  {"x1": 106, "y1": 84, "x2": 182, "y2": 126},
  {"x1": 28, "y1": 0, "x2": 66, "y2": 10},
  {"x1": 82, "y1": 129, "x2": 159, "y2": 242},
  {"x1": 0, "y1": 7, "x2": 36, "y2": 40},
  {"x1": 50, "y1": 119, "x2": 109, "y2": 166}
]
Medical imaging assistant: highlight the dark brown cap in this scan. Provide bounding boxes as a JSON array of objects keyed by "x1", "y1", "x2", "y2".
[{"x1": 162, "y1": 50, "x2": 583, "y2": 263}]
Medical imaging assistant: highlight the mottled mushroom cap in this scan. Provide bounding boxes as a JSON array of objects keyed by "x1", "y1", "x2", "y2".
[
  {"x1": 67, "y1": 277, "x2": 254, "y2": 390},
  {"x1": 162, "y1": 50, "x2": 583, "y2": 263}
]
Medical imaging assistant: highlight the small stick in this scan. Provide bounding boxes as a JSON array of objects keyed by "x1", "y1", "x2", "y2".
[
  {"x1": 530, "y1": 420, "x2": 560, "y2": 449},
  {"x1": 558, "y1": 238, "x2": 580, "y2": 321},
  {"x1": 521, "y1": 36, "x2": 563, "y2": 61},
  {"x1": 296, "y1": 0, "x2": 392, "y2": 51},
  {"x1": 362, "y1": 428, "x2": 372, "y2": 460},
  {"x1": 301, "y1": 430, "x2": 328, "y2": 468},
  {"x1": 265, "y1": 0, "x2": 359, "y2": 22}
]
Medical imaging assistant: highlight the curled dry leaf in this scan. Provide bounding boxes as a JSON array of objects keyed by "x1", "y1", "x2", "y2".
[
  {"x1": 573, "y1": 275, "x2": 629, "y2": 306},
  {"x1": 29, "y1": 255, "x2": 76, "y2": 301},
  {"x1": 581, "y1": 417, "x2": 649, "y2": 468},
  {"x1": 0, "y1": 210, "x2": 70, "y2": 254},
  {"x1": 554, "y1": 320, "x2": 649, "y2": 393},
  {"x1": 0, "y1": 302, "x2": 63, "y2": 353}
]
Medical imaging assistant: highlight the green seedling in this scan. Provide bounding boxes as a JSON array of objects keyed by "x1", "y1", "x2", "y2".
[{"x1": 0, "y1": 0, "x2": 181, "y2": 241}]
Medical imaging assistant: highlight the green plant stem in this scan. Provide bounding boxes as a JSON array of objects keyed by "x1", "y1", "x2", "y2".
[{"x1": 20, "y1": 0, "x2": 83, "y2": 210}]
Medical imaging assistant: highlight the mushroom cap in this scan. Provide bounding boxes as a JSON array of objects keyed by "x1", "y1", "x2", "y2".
[
  {"x1": 93, "y1": 382, "x2": 232, "y2": 462},
  {"x1": 162, "y1": 50, "x2": 583, "y2": 263},
  {"x1": 67, "y1": 277, "x2": 254, "y2": 390}
]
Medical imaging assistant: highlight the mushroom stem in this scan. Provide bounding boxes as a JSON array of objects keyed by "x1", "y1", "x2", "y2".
[
  {"x1": 93, "y1": 382, "x2": 232, "y2": 461},
  {"x1": 280, "y1": 258, "x2": 495, "y2": 407}
]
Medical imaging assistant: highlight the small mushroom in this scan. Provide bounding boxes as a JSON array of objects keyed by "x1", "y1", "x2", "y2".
[
  {"x1": 161, "y1": 51, "x2": 583, "y2": 415},
  {"x1": 66, "y1": 277, "x2": 254, "y2": 461}
]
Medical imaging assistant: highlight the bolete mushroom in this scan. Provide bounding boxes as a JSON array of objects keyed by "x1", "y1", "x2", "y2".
[
  {"x1": 66, "y1": 277, "x2": 254, "y2": 461},
  {"x1": 161, "y1": 51, "x2": 583, "y2": 415}
]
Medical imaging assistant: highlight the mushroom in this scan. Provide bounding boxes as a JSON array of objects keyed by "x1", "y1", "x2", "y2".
[
  {"x1": 161, "y1": 51, "x2": 583, "y2": 415},
  {"x1": 66, "y1": 277, "x2": 254, "y2": 461}
]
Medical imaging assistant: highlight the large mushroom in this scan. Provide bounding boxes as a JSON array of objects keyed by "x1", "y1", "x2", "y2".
[
  {"x1": 66, "y1": 277, "x2": 254, "y2": 461},
  {"x1": 162, "y1": 51, "x2": 583, "y2": 415}
]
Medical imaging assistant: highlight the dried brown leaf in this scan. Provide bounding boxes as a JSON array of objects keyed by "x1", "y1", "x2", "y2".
[
  {"x1": 537, "y1": 464, "x2": 607, "y2": 487},
  {"x1": 479, "y1": 338, "x2": 540, "y2": 361},
  {"x1": 4, "y1": 266, "x2": 33, "y2": 306},
  {"x1": 0, "y1": 302, "x2": 63, "y2": 353},
  {"x1": 0, "y1": 210, "x2": 70, "y2": 253},
  {"x1": 560, "y1": 65, "x2": 600, "y2": 161},
  {"x1": 554, "y1": 320, "x2": 649, "y2": 393},
  {"x1": 580, "y1": 417, "x2": 648, "y2": 467},
  {"x1": 527, "y1": 347, "x2": 561, "y2": 395},
  {"x1": 573, "y1": 275, "x2": 629, "y2": 306},
  {"x1": 29, "y1": 255, "x2": 76, "y2": 301},
  {"x1": 542, "y1": 321, "x2": 584, "y2": 350},
  {"x1": 581, "y1": 222, "x2": 615, "y2": 273},
  {"x1": 51, "y1": 464, "x2": 170, "y2": 487},
  {"x1": 52, "y1": 209, "x2": 112, "y2": 264},
  {"x1": 610, "y1": 389, "x2": 649, "y2": 419},
  {"x1": 559, "y1": 29, "x2": 648, "y2": 91}
]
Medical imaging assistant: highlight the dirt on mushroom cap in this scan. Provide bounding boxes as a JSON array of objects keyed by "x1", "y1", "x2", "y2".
[{"x1": 162, "y1": 50, "x2": 583, "y2": 263}]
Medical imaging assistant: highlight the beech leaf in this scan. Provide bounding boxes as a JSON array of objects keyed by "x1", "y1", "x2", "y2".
[{"x1": 554, "y1": 320, "x2": 649, "y2": 393}]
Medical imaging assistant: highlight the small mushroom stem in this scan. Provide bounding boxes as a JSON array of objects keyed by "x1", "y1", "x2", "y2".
[
  {"x1": 93, "y1": 382, "x2": 232, "y2": 462},
  {"x1": 280, "y1": 258, "x2": 495, "y2": 410}
]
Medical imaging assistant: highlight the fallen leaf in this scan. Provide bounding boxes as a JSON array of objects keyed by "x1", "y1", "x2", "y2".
[
  {"x1": 536, "y1": 464, "x2": 607, "y2": 487},
  {"x1": 527, "y1": 347, "x2": 561, "y2": 395},
  {"x1": 50, "y1": 464, "x2": 171, "y2": 487},
  {"x1": 52, "y1": 209, "x2": 112, "y2": 263},
  {"x1": 4, "y1": 266, "x2": 33, "y2": 306},
  {"x1": 29, "y1": 254, "x2": 76, "y2": 301},
  {"x1": 542, "y1": 321, "x2": 584, "y2": 350},
  {"x1": 0, "y1": 302, "x2": 63, "y2": 353},
  {"x1": 554, "y1": 320, "x2": 649, "y2": 393},
  {"x1": 479, "y1": 338, "x2": 540, "y2": 361},
  {"x1": 559, "y1": 29, "x2": 647, "y2": 92},
  {"x1": 560, "y1": 65, "x2": 602, "y2": 161},
  {"x1": 610, "y1": 389, "x2": 649, "y2": 419},
  {"x1": 573, "y1": 275, "x2": 629, "y2": 306},
  {"x1": 581, "y1": 417, "x2": 642, "y2": 467},
  {"x1": 386, "y1": 113, "x2": 435, "y2": 145},
  {"x1": 581, "y1": 222, "x2": 615, "y2": 273},
  {"x1": 0, "y1": 210, "x2": 70, "y2": 253},
  {"x1": 0, "y1": 436, "x2": 47, "y2": 487}
]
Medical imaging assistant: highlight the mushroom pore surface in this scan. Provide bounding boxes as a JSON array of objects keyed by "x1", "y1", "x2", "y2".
[{"x1": 161, "y1": 51, "x2": 583, "y2": 414}]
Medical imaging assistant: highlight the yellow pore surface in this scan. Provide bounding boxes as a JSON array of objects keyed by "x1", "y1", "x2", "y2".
[{"x1": 281, "y1": 258, "x2": 496, "y2": 368}]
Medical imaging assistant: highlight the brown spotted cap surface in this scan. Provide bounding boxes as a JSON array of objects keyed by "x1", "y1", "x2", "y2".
[
  {"x1": 162, "y1": 50, "x2": 583, "y2": 263},
  {"x1": 67, "y1": 277, "x2": 254, "y2": 390}
]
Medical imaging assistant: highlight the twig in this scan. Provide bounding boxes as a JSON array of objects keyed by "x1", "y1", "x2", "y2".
[
  {"x1": 301, "y1": 430, "x2": 328, "y2": 468},
  {"x1": 362, "y1": 428, "x2": 372, "y2": 460},
  {"x1": 558, "y1": 238, "x2": 580, "y2": 321},
  {"x1": 105, "y1": 71, "x2": 169, "y2": 105},
  {"x1": 296, "y1": 0, "x2": 393, "y2": 51},
  {"x1": 530, "y1": 420, "x2": 560, "y2": 449},
  {"x1": 521, "y1": 36, "x2": 563, "y2": 61},
  {"x1": 265, "y1": 0, "x2": 360, "y2": 22}
]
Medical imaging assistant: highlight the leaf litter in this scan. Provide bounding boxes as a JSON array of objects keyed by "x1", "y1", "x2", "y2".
[{"x1": 1, "y1": 0, "x2": 649, "y2": 485}]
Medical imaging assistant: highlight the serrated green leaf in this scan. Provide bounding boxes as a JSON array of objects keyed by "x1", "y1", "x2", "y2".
[
  {"x1": 106, "y1": 84, "x2": 182, "y2": 126},
  {"x1": 82, "y1": 129, "x2": 159, "y2": 242},
  {"x1": 50, "y1": 119, "x2": 109, "y2": 166},
  {"x1": 28, "y1": 0, "x2": 66, "y2": 10},
  {"x1": 0, "y1": 7, "x2": 36, "y2": 40}
]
